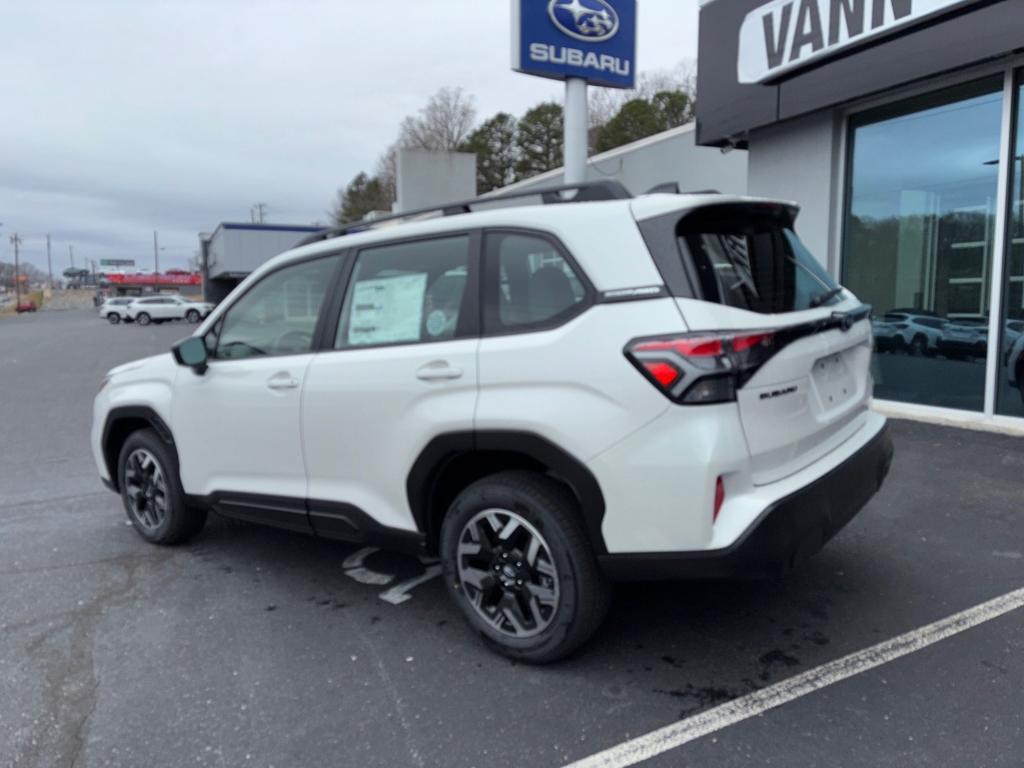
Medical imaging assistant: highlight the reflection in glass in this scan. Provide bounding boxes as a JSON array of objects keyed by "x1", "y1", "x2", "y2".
[
  {"x1": 997, "y1": 75, "x2": 1024, "y2": 417},
  {"x1": 843, "y1": 77, "x2": 1004, "y2": 411}
]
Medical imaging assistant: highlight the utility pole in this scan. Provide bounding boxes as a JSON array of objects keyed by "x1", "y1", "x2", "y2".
[
  {"x1": 10, "y1": 233, "x2": 22, "y2": 308},
  {"x1": 69, "y1": 244, "x2": 74, "y2": 268},
  {"x1": 46, "y1": 234, "x2": 53, "y2": 289},
  {"x1": 153, "y1": 230, "x2": 160, "y2": 286},
  {"x1": 252, "y1": 203, "x2": 267, "y2": 224}
]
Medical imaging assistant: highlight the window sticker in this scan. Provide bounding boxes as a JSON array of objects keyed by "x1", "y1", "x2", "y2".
[
  {"x1": 347, "y1": 273, "x2": 427, "y2": 346},
  {"x1": 425, "y1": 309, "x2": 449, "y2": 338}
]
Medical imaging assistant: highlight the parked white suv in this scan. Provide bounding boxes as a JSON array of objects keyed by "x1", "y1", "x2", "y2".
[
  {"x1": 126, "y1": 295, "x2": 214, "y2": 325},
  {"x1": 99, "y1": 297, "x2": 136, "y2": 324},
  {"x1": 92, "y1": 183, "x2": 892, "y2": 662}
]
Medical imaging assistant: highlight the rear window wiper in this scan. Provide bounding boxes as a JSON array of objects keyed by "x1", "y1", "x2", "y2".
[{"x1": 810, "y1": 287, "x2": 844, "y2": 308}]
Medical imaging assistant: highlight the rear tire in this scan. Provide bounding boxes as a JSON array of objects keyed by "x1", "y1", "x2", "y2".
[
  {"x1": 440, "y1": 471, "x2": 609, "y2": 663},
  {"x1": 186, "y1": 309, "x2": 200, "y2": 324},
  {"x1": 107, "y1": 313, "x2": 121, "y2": 325},
  {"x1": 136, "y1": 312, "x2": 151, "y2": 326},
  {"x1": 117, "y1": 428, "x2": 206, "y2": 545},
  {"x1": 910, "y1": 334, "x2": 927, "y2": 356}
]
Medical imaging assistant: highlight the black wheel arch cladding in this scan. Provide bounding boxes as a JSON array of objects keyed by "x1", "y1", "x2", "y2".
[
  {"x1": 102, "y1": 406, "x2": 177, "y2": 493},
  {"x1": 407, "y1": 431, "x2": 608, "y2": 555}
]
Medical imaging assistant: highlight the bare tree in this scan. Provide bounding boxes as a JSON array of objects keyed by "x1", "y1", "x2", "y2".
[
  {"x1": 397, "y1": 86, "x2": 478, "y2": 151},
  {"x1": 588, "y1": 59, "x2": 698, "y2": 131},
  {"x1": 375, "y1": 144, "x2": 399, "y2": 203}
]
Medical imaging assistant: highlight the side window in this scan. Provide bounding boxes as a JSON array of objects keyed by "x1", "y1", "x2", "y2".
[
  {"x1": 213, "y1": 256, "x2": 339, "y2": 360},
  {"x1": 336, "y1": 236, "x2": 471, "y2": 348},
  {"x1": 485, "y1": 232, "x2": 588, "y2": 333}
]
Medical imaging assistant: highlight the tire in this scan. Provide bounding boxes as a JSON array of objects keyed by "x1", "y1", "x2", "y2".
[
  {"x1": 116, "y1": 428, "x2": 206, "y2": 545},
  {"x1": 910, "y1": 334, "x2": 927, "y2": 356},
  {"x1": 185, "y1": 309, "x2": 200, "y2": 324},
  {"x1": 440, "y1": 471, "x2": 610, "y2": 663},
  {"x1": 107, "y1": 313, "x2": 121, "y2": 325},
  {"x1": 136, "y1": 312, "x2": 151, "y2": 326}
]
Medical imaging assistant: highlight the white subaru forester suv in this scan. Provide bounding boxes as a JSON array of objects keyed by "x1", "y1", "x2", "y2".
[{"x1": 92, "y1": 182, "x2": 893, "y2": 662}]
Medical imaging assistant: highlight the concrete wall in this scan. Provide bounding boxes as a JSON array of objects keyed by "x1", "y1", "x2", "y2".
[
  {"x1": 746, "y1": 110, "x2": 843, "y2": 272},
  {"x1": 493, "y1": 123, "x2": 748, "y2": 199},
  {"x1": 395, "y1": 150, "x2": 477, "y2": 213}
]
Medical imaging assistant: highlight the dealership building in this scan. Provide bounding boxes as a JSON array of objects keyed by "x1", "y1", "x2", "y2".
[{"x1": 696, "y1": 0, "x2": 1024, "y2": 429}]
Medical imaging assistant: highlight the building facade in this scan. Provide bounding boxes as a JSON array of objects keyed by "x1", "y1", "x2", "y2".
[{"x1": 698, "y1": 0, "x2": 1024, "y2": 429}]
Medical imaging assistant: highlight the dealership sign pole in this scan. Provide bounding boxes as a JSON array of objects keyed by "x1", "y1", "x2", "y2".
[{"x1": 511, "y1": 0, "x2": 637, "y2": 184}]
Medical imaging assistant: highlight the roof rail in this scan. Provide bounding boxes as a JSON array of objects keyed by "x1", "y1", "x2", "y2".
[{"x1": 296, "y1": 180, "x2": 633, "y2": 247}]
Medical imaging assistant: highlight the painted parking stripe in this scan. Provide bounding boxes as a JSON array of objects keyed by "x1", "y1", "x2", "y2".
[{"x1": 565, "y1": 586, "x2": 1024, "y2": 768}]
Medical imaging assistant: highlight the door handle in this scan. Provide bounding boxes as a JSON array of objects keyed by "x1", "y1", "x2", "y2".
[
  {"x1": 266, "y1": 372, "x2": 300, "y2": 390},
  {"x1": 416, "y1": 361, "x2": 463, "y2": 381}
]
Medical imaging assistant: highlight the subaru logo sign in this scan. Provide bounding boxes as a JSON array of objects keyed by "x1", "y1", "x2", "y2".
[
  {"x1": 548, "y1": 0, "x2": 619, "y2": 43},
  {"x1": 511, "y1": 0, "x2": 636, "y2": 89}
]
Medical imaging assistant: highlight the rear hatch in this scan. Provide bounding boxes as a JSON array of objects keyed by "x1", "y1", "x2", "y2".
[{"x1": 636, "y1": 199, "x2": 873, "y2": 485}]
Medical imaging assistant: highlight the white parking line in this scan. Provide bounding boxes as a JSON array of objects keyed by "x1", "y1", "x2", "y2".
[{"x1": 565, "y1": 586, "x2": 1024, "y2": 768}]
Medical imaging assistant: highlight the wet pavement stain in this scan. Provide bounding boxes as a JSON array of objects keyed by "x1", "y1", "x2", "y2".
[
  {"x1": 758, "y1": 649, "x2": 800, "y2": 682},
  {"x1": 654, "y1": 685, "x2": 735, "y2": 717}
]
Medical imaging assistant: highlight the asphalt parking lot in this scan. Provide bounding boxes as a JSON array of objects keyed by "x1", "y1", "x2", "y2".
[{"x1": 2, "y1": 309, "x2": 1022, "y2": 768}]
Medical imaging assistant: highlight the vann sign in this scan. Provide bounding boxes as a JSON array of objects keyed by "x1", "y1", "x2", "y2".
[{"x1": 738, "y1": 0, "x2": 974, "y2": 84}]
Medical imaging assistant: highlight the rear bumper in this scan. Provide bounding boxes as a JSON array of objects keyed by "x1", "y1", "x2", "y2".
[{"x1": 598, "y1": 421, "x2": 894, "y2": 581}]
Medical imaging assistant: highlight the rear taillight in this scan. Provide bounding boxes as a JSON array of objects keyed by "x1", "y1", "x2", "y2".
[{"x1": 625, "y1": 330, "x2": 777, "y2": 404}]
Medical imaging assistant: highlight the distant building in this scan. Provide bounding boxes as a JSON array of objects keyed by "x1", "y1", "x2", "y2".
[{"x1": 200, "y1": 223, "x2": 322, "y2": 304}]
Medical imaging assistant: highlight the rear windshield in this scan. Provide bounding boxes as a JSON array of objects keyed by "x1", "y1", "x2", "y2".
[{"x1": 672, "y1": 206, "x2": 841, "y2": 313}]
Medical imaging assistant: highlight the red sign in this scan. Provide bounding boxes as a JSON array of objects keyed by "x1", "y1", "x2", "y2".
[{"x1": 106, "y1": 273, "x2": 201, "y2": 286}]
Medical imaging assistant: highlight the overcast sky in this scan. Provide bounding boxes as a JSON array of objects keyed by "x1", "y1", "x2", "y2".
[{"x1": 0, "y1": 0, "x2": 698, "y2": 273}]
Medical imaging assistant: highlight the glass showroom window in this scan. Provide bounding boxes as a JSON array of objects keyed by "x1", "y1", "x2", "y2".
[
  {"x1": 998, "y1": 72, "x2": 1024, "y2": 417},
  {"x1": 843, "y1": 76, "x2": 1004, "y2": 412}
]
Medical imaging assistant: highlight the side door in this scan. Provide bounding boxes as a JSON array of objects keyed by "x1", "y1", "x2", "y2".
[
  {"x1": 166, "y1": 296, "x2": 187, "y2": 320},
  {"x1": 172, "y1": 253, "x2": 343, "y2": 532},
  {"x1": 155, "y1": 297, "x2": 177, "y2": 320},
  {"x1": 302, "y1": 233, "x2": 480, "y2": 539}
]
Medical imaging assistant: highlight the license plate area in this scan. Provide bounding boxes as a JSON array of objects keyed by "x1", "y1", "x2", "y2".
[{"x1": 812, "y1": 351, "x2": 856, "y2": 412}]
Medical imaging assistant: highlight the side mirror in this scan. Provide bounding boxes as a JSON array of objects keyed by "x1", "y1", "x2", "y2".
[{"x1": 172, "y1": 336, "x2": 209, "y2": 374}]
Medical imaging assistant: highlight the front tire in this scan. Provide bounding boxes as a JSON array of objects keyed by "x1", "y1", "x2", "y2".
[
  {"x1": 440, "y1": 471, "x2": 609, "y2": 663},
  {"x1": 117, "y1": 429, "x2": 206, "y2": 545},
  {"x1": 185, "y1": 309, "x2": 200, "y2": 324},
  {"x1": 136, "y1": 312, "x2": 151, "y2": 326},
  {"x1": 107, "y1": 313, "x2": 121, "y2": 325}
]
